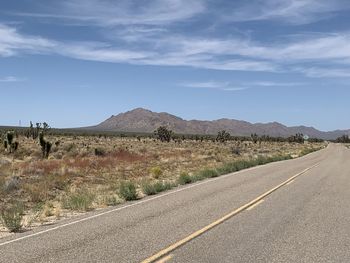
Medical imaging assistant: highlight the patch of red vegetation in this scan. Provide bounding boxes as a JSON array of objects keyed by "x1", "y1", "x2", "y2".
[
  {"x1": 110, "y1": 149, "x2": 146, "y2": 162},
  {"x1": 19, "y1": 160, "x2": 62, "y2": 176}
]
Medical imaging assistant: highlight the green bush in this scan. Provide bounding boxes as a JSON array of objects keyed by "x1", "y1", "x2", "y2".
[
  {"x1": 300, "y1": 148, "x2": 317, "y2": 156},
  {"x1": 62, "y1": 191, "x2": 95, "y2": 211},
  {"x1": 150, "y1": 166, "x2": 163, "y2": 179},
  {"x1": 198, "y1": 169, "x2": 219, "y2": 179},
  {"x1": 141, "y1": 180, "x2": 157, "y2": 195},
  {"x1": 178, "y1": 172, "x2": 192, "y2": 185},
  {"x1": 119, "y1": 181, "x2": 138, "y2": 201},
  {"x1": 141, "y1": 180, "x2": 174, "y2": 195},
  {"x1": 94, "y1": 147, "x2": 106, "y2": 156},
  {"x1": 0, "y1": 201, "x2": 24, "y2": 232}
]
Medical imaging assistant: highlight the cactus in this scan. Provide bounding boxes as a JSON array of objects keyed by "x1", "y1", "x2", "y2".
[
  {"x1": 39, "y1": 132, "x2": 52, "y2": 158},
  {"x1": 154, "y1": 126, "x2": 173, "y2": 142},
  {"x1": 216, "y1": 130, "x2": 230, "y2": 143},
  {"x1": 3, "y1": 131, "x2": 19, "y2": 153}
]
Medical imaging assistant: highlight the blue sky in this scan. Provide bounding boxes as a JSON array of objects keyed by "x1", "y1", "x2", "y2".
[{"x1": 1, "y1": 0, "x2": 350, "y2": 131}]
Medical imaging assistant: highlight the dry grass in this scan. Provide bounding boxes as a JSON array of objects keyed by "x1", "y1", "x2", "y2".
[{"x1": 0, "y1": 134, "x2": 325, "y2": 231}]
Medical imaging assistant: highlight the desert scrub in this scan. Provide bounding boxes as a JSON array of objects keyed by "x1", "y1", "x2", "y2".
[
  {"x1": 300, "y1": 147, "x2": 318, "y2": 156},
  {"x1": 119, "y1": 181, "x2": 138, "y2": 201},
  {"x1": 94, "y1": 147, "x2": 106, "y2": 156},
  {"x1": 62, "y1": 190, "x2": 95, "y2": 211},
  {"x1": 141, "y1": 180, "x2": 174, "y2": 195},
  {"x1": 149, "y1": 166, "x2": 163, "y2": 179},
  {"x1": 0, "y1": 201, "x2": 24, "y2": 232},
  {"x1": 178, "y1": 172, "x2": 192, "y2": 185},
  {"x1": 197, "y1": 168, "x2": 219, "y2": 179},
  {"x1": 3, "y1": 176, "x2": 20, "y2": 193}
]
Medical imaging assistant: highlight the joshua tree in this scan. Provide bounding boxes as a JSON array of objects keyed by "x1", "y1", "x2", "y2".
[
  {"x1": 39, "y1": 132, "x2": 52, "y2": 159},
  {"x1": 251, "y1": 133, "x2": 259, "y2": 144},
  {"x1": 154, "y1": 126, "x2": 173, "y2": 142},
  {"x1": 216, "y1": 130, "x2": 230, "y2": 143},
  {"x1": 3, "y1": 131, "x2": 19, "y2": 153},
  {"x1": 288, "y1": 133, "x2": 304, "y2": 144}
]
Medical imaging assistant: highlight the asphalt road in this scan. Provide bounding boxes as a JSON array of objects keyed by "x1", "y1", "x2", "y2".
[{"x1": 1, "y1": 144, "x2": 348, "y2": 263}]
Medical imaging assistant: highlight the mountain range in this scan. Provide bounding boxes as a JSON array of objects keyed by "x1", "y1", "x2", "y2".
[{"x1": 87, "y1": 108, "x2": 349, "y2": 140}]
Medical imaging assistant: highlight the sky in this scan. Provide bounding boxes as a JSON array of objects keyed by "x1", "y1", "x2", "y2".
[{"x1": 1, "y1": 0, "x2": 350, "y2": 131}]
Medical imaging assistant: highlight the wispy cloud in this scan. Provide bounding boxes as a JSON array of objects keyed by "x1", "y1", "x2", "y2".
[
  {"x1": 180, "y1": 81, "x2": 247, "y2": 91},
  {"x1": 227, "y1": 0, "x2": 348, "y2": 25},
  {"x1": 181, "y1": 80, "x2": 306, "y2": 91},
  {"x1": 3, "y1": 0, "x2": 350, "y2": 78},
  {"x1": 297, "y1": 67, "x2": 350, "y2": 78},
  {"x1": 0, "y1": 24, "x2": 55, "y2": 57},
  {"x1": 0, "y1": 24, "x2": 276, "y2": 72},
  {"x1": 246, "y1": 81, "x2": 305, "y2": 87},
  {"x1": 11, "y1": 0, "x2": 206, "y2": 26},
  {"x1": 0, "y1": 76, "x2": 22, "y2": 82}
]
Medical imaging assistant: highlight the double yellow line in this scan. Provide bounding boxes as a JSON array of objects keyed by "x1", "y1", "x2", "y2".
[{"x1": 142, "y1": 162, "x2": 320, "y2": 263}]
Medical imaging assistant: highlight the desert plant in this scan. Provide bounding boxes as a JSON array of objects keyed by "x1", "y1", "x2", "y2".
[
  {"x1": 2, "y1": 131, "x2": 19, "y2": 153},
  {"x1": 216, "y1": 130, "x2": 230, "y2": 143},
  {"x1": 251, "y1": 133, "x2": 259, "y2": 144},
  {"x1": 150, "y1": 166, "x2": 163, "y2": 178},
  {"x1": 335, "y1": 135, "x2": 350, "y2": 143},
  {"x1": 288, "y1": 133, "x2": 305, "y2": 144},
  {"x1": 141, "y1": 180, "x2": 173, "y2": 195},
  {"x1": 119, "y1": 181, "x2": 138, "y2": 201},
  {"x1": 141, "y1": 180, "x2": 157, "y2": 195},
  {"x1": 94, "y1": 147, "x2": 106, "y2": 156},
  {"x1": 3, "y1": 176, "x2": 20, "y2": 193},
  {"x1": 62, "y1": 191, "x2": 95, "y2": 211},
  {"x1": 0, "y1": 201, "x2": 24, "y2": 232},
  {"x1": 178, "y1": 172, "x2": 192, "y2": 185},
  {"x1": 198, "y1": 168, "x2": 219, "y2": 178},
  {"x1": 39, "y1": 132, "x2": 52, "y2": 158},
  {"x1": 154, "y1": 126, "x2": 173, "y2": 142}
]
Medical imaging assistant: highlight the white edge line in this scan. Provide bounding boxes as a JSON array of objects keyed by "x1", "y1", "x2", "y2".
[{"x1": 0, "y1": 157, "x2": 321, "y2": 247}]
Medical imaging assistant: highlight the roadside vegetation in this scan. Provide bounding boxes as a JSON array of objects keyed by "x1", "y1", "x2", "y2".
[{"x1": 0, "y1": 124, "x2": 326, "y2": 233}]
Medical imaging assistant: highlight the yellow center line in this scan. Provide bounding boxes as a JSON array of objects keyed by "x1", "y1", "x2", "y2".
[
  {"x1": 246, "y1": 199, "x2": 264, "y2": 211},
  {"x1": 140, "y1": 162, "x2": 320, "y2": 263}
]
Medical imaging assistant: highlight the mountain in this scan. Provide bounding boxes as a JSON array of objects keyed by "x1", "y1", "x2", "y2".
[{"x1": 87, "y1": 108, "x2": 350, "y2": 140}]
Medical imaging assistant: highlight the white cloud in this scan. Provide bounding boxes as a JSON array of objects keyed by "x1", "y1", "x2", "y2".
[
  {"x1": 3, "y1": 19, "x2": 350, "y2": 77},
  {"x1": 297, "y1": 67, "x2": 350, "y2": 78},
  {"x1": 0, "y1": 24, "x2": 55, "y2": 57},
  {"x1": 227, "y1": 0, "x2": 348, "y2": 24},
  {"x1": 180, "y1": 81, "x2": 247, "y2": 91},
  {"x1": 246, "y1": 81, "x2": 305, "y2": 87},
  {"x1": 181, "y1": 80, "x2": 307, "y2": 91},
  {"x1": 0, "y1": 76, "x2": 22, "y2": 82},
  {"x1": 13, "y1": 0, "x2": 206, "y2": 26},
  {"x1": 181, "y1": 81, "x2": 230, "y2": 88}
]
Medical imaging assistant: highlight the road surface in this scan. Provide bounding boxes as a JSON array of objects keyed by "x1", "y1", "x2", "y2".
[{"x1": 1, "y1": 144, "x2": 349, "y2": 263}]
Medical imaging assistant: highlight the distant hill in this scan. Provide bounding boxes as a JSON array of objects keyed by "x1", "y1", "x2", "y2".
[{"x1": 86, "y1": 108, "x2": 350, "y2": 140}]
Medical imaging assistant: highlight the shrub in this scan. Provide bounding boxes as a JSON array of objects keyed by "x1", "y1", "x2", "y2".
[
  {"x1": 62, "y1": 191, "x2": 95, "y2": 211},
  {"x1": 3, "y1": 176, "x2": 20, "y2": 193},
  {"x1": 178, "y1": 172, "x2": 192, "y2": 185},
  {"x1": 2, "y1": 131, "x2": 19, "y2": 153},
  {"x1": 141, "y1": 180, "x2": 175, "y2": 195},
  {"x1": 198, "y1": 168, "x2": 219, "y2": 179},
  {"x1": 154, "y1": 126, "x2": 173, "y2": 142},
  {"x1": 0, "y1": 201, "x2": 24, "y2": 232},
  {"x1": 39, "y1": 132, "x2": 52, "y2": 159},
  {"x1": 94, "y1": 147, "x2": 106, "y2": 156},
  {"x1": 150, "y1": 166, "x2": 163, "y2": 179},
  {"x1": 300, "y1": 148, "x2": 317, "y2": 156},
  {"x1": 216, "y1": 130, "x2": 230, "y2": 143},
  {"x1": 119, "y1": 181, "x2": 138, "y2": 201},
  {"x1": 141, "y1": 180, "x2": 157, "y2": 195},
  {"x1": 230, "y1": 147, "x2": 241, "y2": 155}
]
